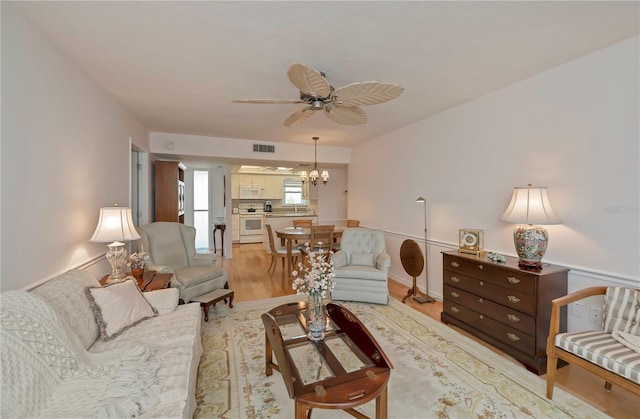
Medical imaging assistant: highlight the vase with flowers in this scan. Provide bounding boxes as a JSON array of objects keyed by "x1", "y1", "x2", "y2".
[
  {"x1": 126, "y1": 251, "x2": 147, "y2": 283},
  {"x1": 292, "y1": 247, "x2": 335, "y2": 341}
]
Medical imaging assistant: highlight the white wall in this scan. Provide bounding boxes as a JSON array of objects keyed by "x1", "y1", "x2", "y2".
[
  {"x1": 317, "y1": 167, "x2": 348, "y2": 224},
  {"x1": 350, "y1": 36, "x2": 639, "y2": 329},
  {"x1": 1, "y1": 4, "x2": 149, "y2": 290}
]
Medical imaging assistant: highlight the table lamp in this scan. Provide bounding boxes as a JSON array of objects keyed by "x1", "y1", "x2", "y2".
[
  {"x1": 90, "y1": 206, "x2": 140, "y2": 283},
  {"x1": 500, "y1": 185, "x2": 561, "y2": 268}
]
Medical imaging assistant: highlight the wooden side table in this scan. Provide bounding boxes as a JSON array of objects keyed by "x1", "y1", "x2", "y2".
[
  {"x1": 213, "y1": 223, "x2": 226, "y2": 256},
  {"x1": 100, "y1": 270, "x2": 172, "y2": 292}
]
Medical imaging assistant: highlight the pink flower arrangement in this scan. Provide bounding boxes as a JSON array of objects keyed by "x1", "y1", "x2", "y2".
[{"x1": 291, "y1": 247, "x2": 335, "y2": 298}]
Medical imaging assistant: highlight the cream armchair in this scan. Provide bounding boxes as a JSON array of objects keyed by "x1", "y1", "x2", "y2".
[
  {"x1": 137, "y1": 222, "x2": 227, "y2": 303},
  {"x1": 330, "y1": 227, "x2": 391, "y2": 305}
]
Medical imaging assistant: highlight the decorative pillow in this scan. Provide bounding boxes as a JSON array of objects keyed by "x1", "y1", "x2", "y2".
[
  {"x1": 143, "y1": 288, "x2": 179, "y2": 315},
  {"x1": 85, "y1": 279, "x2": 156, "y2": 341},
  {"x1": 351, "y1": 252, "x2": 375, "y2": 267}
]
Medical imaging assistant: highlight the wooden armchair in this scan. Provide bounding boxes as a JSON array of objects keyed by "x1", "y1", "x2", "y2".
[{"x1": 546, "y1": 286, "x2": 640, "y2": 399}]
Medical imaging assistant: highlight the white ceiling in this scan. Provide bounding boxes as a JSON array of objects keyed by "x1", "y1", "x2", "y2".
[{"x1": 15, "y1": 1, "x2": 639, "y2": 147}]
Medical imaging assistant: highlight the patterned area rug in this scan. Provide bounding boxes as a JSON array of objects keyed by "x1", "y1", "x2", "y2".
[{"x1": 194, "y1": 295, "x2": 606, "y2": 418}]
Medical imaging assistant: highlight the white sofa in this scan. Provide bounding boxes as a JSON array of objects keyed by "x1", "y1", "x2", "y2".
[{"x1": 0, "y1": 269, "x2": 203, "y2": 418}]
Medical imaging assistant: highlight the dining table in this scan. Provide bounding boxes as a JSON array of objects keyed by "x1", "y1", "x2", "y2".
[{"x1": 275, "y1": 226, "x2": 346, "y2": 279}]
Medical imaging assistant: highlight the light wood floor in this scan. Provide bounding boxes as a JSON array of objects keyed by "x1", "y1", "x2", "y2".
[{"x1": 223, "y1": 243, "x2": 638, "y2": 418}]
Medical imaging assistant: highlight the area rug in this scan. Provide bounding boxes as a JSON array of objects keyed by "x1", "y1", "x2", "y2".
[{"x1": 194, "y1": 295, "x2": 607, "y2": 418}]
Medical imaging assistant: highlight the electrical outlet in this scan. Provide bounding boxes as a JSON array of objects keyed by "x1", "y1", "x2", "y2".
[
  {"x1": 589, "y1": 307, "x2": 603, "y2": 326},
  {"x1": 571, "y1": 302, "x2": 585, "y2": 319}
]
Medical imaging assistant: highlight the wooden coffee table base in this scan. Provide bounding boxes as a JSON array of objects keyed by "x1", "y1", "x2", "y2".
[
  {"x1": 191, "y1": 289, "x2": 234, "y2": 322},
  {"x1": 294, "y1": 382, "x2": 388, "y2": 419}
]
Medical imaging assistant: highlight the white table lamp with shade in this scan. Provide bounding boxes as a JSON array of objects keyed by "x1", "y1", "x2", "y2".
[
  {"x1": 500, "y1": 184, "x2": 561, "y2": 269},
  {"x1": 90, "y1": 206, "x2": 140, "y2": 283}
]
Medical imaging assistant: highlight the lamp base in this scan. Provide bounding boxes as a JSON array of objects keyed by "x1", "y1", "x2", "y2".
[
  {"x1": 106, "y1": 241, "x2": 128, "y2": 283},
  {"x1": 513, "y1": 224, "x2": 548, "y2": 269},
  {"x1": 413, "y1": 295, "x2": 434, "y2": 304}
]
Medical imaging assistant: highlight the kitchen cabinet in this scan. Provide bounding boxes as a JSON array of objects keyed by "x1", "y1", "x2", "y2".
[
  {"x1": 232, "y1": 214, "x2": 240, "y2": 242},
  {"x1": 238, "y1": 174, "x2": 264, "y2": 187},
  {"x1": 440, "y1": 250, "x2": 568, "y2": 375},
  {"x1": 264, "y1": 175, "x2": 285, "y2": 199},
  {"x1": 154, "y1": 160, "x2": 186, "y2": 223}
]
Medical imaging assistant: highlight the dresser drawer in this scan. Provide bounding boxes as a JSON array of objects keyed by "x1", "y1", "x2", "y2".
[
  {"x1": 443, "y1": 254, "x2": 536, "y2": 295},
  {"x1": 443, "y1": 271, "x2": 536, "y2": 315},
  {"x1": 444, "y1": 285, "x2": 535, "y2": 334},
  {"x1": 443, "y1": 301, "x2": 536, "y2": 356}
]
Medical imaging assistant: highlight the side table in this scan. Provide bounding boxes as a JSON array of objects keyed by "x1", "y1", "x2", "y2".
[
  {"x1": 100, "y1": 270, "x2": 172, "y2": 292},
  {"x1": 213, "y1": 223, "x2": 226, "y2": 256}
]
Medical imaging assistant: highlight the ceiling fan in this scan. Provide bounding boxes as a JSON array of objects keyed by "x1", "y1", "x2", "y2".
[{"x1": 233, "y1": 63, "x2": 404, "y2": 127}]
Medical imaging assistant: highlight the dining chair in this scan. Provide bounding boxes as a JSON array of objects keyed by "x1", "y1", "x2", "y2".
[
  {"x1": 292, "y1": 219, "x2": 314, "y2": 249},
  {"x1": 293, "y1": 219, "x2": 313, "y2": 228},
  {"x1": 266, "y1": 224, "x2": 300, "y2": 276},
  {"x1": 346, "y1": 219, "x2": 360, "y2": 228},
  {"x1": 303, "y1": 224, "x2": 335, "y2": 259}
]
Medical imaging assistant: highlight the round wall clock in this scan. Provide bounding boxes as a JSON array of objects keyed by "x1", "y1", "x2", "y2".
[{"x1": 459, "y1": 229, "x2": 484, "y2": 255}]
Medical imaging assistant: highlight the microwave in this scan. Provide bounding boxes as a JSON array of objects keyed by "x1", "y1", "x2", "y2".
[{"x1": 239, "y1": 185, "x2": 265, "y2": 199}]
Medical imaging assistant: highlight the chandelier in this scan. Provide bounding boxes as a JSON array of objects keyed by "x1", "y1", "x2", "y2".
[{"x1": 300, "y1": 136, "x2": 329, "y2": 186}]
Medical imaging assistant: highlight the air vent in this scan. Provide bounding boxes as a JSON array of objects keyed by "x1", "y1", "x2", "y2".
[{"x1": 253, "y1": 144, "x2": 275, "y2": 153}]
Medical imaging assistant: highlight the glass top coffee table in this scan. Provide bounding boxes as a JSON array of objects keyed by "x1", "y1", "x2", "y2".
[{"x1": 262, "y1": 300, "x2": 393, "y2": 419}]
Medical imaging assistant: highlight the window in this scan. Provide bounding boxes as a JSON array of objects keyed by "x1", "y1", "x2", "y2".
[
  {"x1": 283, "y1": 178, "x2": 305, "y2": 206},
  {"x1": 193, "y1": 170, "x2": 209, "y2": 250}
]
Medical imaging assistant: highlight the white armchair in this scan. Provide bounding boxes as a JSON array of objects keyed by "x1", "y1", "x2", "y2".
[
  {"x1": 136, "y1": 222, "x2": 227, "y2": 303},
  {"x1": 330, "y1": 227, "x2": 391, "y2": 305}
]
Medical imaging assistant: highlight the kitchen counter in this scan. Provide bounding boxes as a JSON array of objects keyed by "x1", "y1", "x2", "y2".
[{"x1": 265, "y1": 212, "x2": 316, "y2": 218}]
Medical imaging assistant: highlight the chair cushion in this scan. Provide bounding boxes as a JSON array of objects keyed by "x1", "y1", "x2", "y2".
[
  {"x1": 175, "y1": 265, "x2": 226, "y2": 288},
  {"x1": 351, "y1": 252, "x2": 374, "y2": 267},
  {"x1": 604, "y1": 287, "x2": 640, "y2": 335},
  {"x1": 333, "y1": 265, "x2": 388, "y2": 281},
  {"x1": 555, "y1": 330, "x2": 640, "y2": 384}
]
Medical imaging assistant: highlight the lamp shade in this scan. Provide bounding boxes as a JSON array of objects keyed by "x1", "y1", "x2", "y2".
[
  {"x1": 500, "y1": 186, "x2": 561, "y2": 225},
  {"x1": 90, "y1": 206, "x2": 140, "y2": 243}
]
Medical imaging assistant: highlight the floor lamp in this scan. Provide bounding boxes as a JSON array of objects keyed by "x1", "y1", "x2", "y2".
[{"x1": 414, "y1": 197, "x2": 434, "y2": 304}]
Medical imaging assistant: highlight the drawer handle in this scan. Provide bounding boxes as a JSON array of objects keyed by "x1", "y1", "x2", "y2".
[
  {"x1": 480, "y1": 280, "x2": 484, "y2": 286},
  {"x1": 451, "y1": 291, "x2": 460, "y2": 298},
  {"x1": 507, "y1": 333, "x2": 521, "y2": 342},
  {"x1": 507, "y1": 296, "x2": 520, "y2": 304},
  {"x1": 451, "y1": 262, "x2": 460, "y2": 268},
  {"x1": 451, "y1": 307, "x2": 460, "y2": 313},
  {"x1": 479, "y1": 314, "x2": 484, "y2": 320},
  {"x1": 451, "y1": 276, "x2": 460, "y2": 283},
  {"x1": 507, "y1": 277, "x2": 521, "y2": 284},
  {"x1": 507, "y1": 314, "x2": 521, "y2": 322},
  {"x1": 477, "y1": 297, "x2": 483, "y2": 303},
  {"x1": 477, "y1": 265, "x2": 483, "y2": 270}
]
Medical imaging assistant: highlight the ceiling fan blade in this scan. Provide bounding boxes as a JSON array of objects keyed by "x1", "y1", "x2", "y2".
[
  {"x1": 232, "y1": 99, "x2": 305, "y2": 104},
  {"x1": 284, "y1": 107, "x2": 316, "y2": 127},
  {"x1": 287, "y1": 63, "x2": 331, "y2": 98},
  {"x1": 324, "y1": 105, "x2": 367, "y2": 125},
  {"x1": 331, "y1": 81, "x2": 404, "y2": 106}
]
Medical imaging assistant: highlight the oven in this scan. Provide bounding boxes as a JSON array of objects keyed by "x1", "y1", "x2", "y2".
[{"x1": 238, "y1": 204, "x2": 265, "y2": 243}]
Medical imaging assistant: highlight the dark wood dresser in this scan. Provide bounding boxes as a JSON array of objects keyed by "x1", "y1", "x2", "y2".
[{"x1": 441, "y1": 250, "x2": 568, "y2": 375}]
